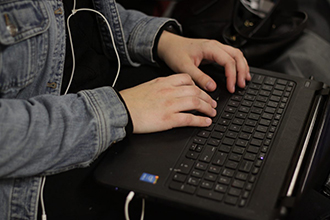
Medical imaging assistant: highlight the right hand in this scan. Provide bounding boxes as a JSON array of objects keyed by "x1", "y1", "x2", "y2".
[{"x1": 119, "y1": 73, "x2": 217, "y2": 134}]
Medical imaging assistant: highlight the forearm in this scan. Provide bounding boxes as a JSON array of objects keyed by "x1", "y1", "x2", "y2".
[{"x1": 0, "y1": 87, "x2": 129, "y2": 179}]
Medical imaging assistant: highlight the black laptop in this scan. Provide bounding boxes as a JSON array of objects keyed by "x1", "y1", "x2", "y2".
[{"x1": 94, "y1": 64, "x2": 330, "y2": 220}]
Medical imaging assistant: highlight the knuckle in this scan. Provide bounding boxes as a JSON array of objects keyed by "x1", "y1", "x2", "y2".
[
  {"x1": 233, "y1": 48, "x2": 244, "y2": 57},
  {"x1": 191, "y1": 97, "x2": 202, "y2": 108},
  {"x1": 180, "y1": 114, "x2": 194, "y2": 126},
  {"x1": 207, "y1": 39, "x2": 218, "y2": 45},
  {"x1": 176, "y1": 72, "x2": 191, "y2": 81},
  {"x1": 190, "y1": 86, "x2": 201, "y2": 96},
  {"x1": 226, "y1": 57, "x2": 236, "y2": 66}
]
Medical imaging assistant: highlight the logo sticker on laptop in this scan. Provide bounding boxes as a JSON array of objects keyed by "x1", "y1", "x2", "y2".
[{"x1": 140, "y1": 173, "x2": 159, "y2": 184}]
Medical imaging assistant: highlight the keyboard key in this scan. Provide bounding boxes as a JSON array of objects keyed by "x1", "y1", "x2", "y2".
[
  {"x1": 208, "y1": 138, "x2": 220, "y2": 146},
  {"x1": 259, "y1": 90, "x2": 271, "y2": 96},
  {"x1": 188, "y1": 177, "x2": 201, "y2": 186},
  {"x1": 273, "y1": 90, "x2": 283, "y2": 96},
  {"x1": 229, "y1": 124, "x2": 241, "y2": 132},
  {"x1": 233, "y1": 118, "x2": 244, "y2": 125},
  {"x1": 245, "y1": 120, "x2": 257, "y2": 127},
  {"x1": 197, "y1": 131, "x2": 210, "y2": 138},
  {"x1": 186, "y1": 151, "x2": 199, "y2": 160},
  {"x1": 215, "y1": 125, "x2": 227, "y2": 132},
  {"x1": 197, "y1": 189, "x2": 224, "y2": 202},
  {"x1": 193, "y1": 137, "x2": 206, "y2": 145},
  {"x1": 223, "y1": 138, "x2": 235, "y2": 146},
  {"x1": 250, "y1": 139, "x2": 262, "y2": 147},
  {"x1": 229, "y1": 187, "x2": 242, "y2": 196},
  {"x1": 256, "y1": 125, "x2": 268, "y2": 133},
  {"x1": 244, "y1": 153, "x2": 257, "y2": 161},
  {"x1": 222, "y1": 168, "x2": 235, "y2": 177},
  {"x1": 247, "y1": 146, "x2": 259, "y2": 154},
  {"x1": 226, "y1": 161, "x2": 238, "y2": 169},
  {"x1": 229, "y1": 153, "x2": 242, "y2": 162},
  {"x1": 277, "y1": 79, "x2": 288, "y2": 85},
  {"x1": 232, "y1": 180, "x2": 245, "y2": 189},
  {"x1": 226, "y1": 131, "x2": 238, "y2": 139},
  {"x1": 232, "y1": 146, "x2": 245, "y2": 154},
  {"x1": 196, "y1": 162, "x2": 208, "y2": 171},
  {"x1": 219, "y1": 145, "x2": 231, "y2": 153},
  {"x1": 169, "y1": 182, "x2": 196, "y2": 194},
  {"x1": 219, "y1": 176, "x2": 231, "y2": 185},
  {"x1": 239, "y1": 160, "x2": 253, "y2": 173},
  {"x1": 201, "y1": 181, "x2": 213, "y2": 189},
  {"x1": 177, "y1": 159, "x2": 194, "y2": 174},
  {"x1": 191, "y1": 170, "x2": 204, "y2": 178},
  {"x1": 211, "y1": 131, "x2": 224, "y2": 140},
  {"x1": 239, "y1": 132, "x2": 251, "y2": 140},
  {"x1": 215, "y1": 184, "x2": 228, "y2": 193},
  {"x1": 252, "y1": 75, "x2": 265, "y2": 84},
  {"x1": 242, "y1": 126, "x2": 254, "y2": 133},
  {"x1": 209, "y1": 165, "x2": 221, "y2": 174},
  {"x1": 236, "y1": 139, "x2": 248, "y2": 147},
  {"x1": 225, "y1": 195, "x2": 238, "y2": 205},
  {"x1": 200, "y1": 146, "x2": 217, "y2": 162},
  {"x1": 236, "y1": 172, "x2": 248, "y2": 181},
  {"x1": 239, "y1": 199, "x2": 247, "y2": 207},
  {"x1": 264, "y1": 77, "x2": 276, "y2": 85},
  {"x1": 173, "y1": 173, "x2": 187, "y2": 182},
  {"x1": 213, "y1": 152, "x2": 227, "y2": 166},
  {"x1": 205, "y1": 173, "x2": 217, "y2": 182}
]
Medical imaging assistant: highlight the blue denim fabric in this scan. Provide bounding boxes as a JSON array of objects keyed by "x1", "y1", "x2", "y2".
[{"x1": 0, "y1": 0, "x2": 179, "y2": 219}]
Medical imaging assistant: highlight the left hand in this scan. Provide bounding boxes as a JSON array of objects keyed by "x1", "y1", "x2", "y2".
[{"x1": 157, "y1": 31, "x2": 251, "y2": 93}]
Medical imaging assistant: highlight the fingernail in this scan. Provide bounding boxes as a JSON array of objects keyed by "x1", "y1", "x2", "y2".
[
  {"x1": 241, "y1": 79, "x2": 246, "y2": 87},
  {"x1": 213, "y1": 109, "x2": 217, "y2": 117},
  {"x1": 205, "y1": 118, "x2": 212, "y2": 125},
  {"x1": 206, "y1": 81, "x2": 214, "y2": 91},
  {"x1": 212, "y1": 100, "x2": 217, "y2": 108}
]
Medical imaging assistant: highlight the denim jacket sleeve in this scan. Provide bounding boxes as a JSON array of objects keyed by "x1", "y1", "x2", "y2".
[
  {"x1": 0, "y1": 87, "x2": 128, "y2": 178},
  {"x1": 93, "y1": 0, "x2": 181, "y2": 66}
]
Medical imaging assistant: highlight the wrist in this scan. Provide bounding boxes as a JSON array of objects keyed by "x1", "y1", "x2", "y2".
[{"x1": 154, "y1": 22, "x2": 181, "y2": 63}]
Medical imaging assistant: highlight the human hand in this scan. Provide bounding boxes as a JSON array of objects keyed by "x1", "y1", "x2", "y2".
[
  {"x1": 157, "y1": 31, "x2": 251, "y2": 93},
  {"x1": 119, "y1": 74, "x2": 217, "y2": 133}
]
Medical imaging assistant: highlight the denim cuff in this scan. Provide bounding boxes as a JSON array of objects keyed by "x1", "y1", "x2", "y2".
[
  {"x1": 80, "y1": 87, "x2": 129, "y2": 154},
  {"x1": 127, "y1": 17, "x2": 181, "y2": 65},
  {"x1": 114, "y1": 89, "x2": 133, "y2": 136}
]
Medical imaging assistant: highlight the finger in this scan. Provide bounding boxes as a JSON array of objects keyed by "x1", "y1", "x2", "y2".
[
  {"x1": 170, "y1": 113, "x2": 213, "y2": 128},
  {"x1": 166, "y1": 73, "x2": 196, "y2": 87},
  {"x1": 173, "y1": 96, "x2": 217, "y2": 118},
  {"x1": 201, "y1": 41, "x2": 250, "y2": 93},
  {"x1": 183, "y1": 65, "x2": 217, "y2": 92},
  {"x1": 219, "y1": 45, "x2": 251, "y2": 88},
  {"x1": 197, "y1": 41, "x2": 238, "y2": 93},
  {"x1": 175, "y1": 85, "x2": 217, "y2": 108}
]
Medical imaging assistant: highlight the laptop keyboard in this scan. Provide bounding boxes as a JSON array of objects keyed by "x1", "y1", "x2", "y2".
[{"x1": 169, "y1": 73, "x2": 295, "y2": 207}]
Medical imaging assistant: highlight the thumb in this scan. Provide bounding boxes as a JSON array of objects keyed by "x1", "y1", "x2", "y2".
[{"x1": 186, "y1": 65, "x2": 217, "y2": 92}]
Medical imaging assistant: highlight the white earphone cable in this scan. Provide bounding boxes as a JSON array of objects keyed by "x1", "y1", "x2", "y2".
[
  {"x1": 125, "y1": 191, "x2": 145, "y2": 220},
  {"x1": 39, "y1": 1, "x2": 122, "y2": 219},
  {"x1": 64, "y1": 4, "x2": 121, "y2": 95}
]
